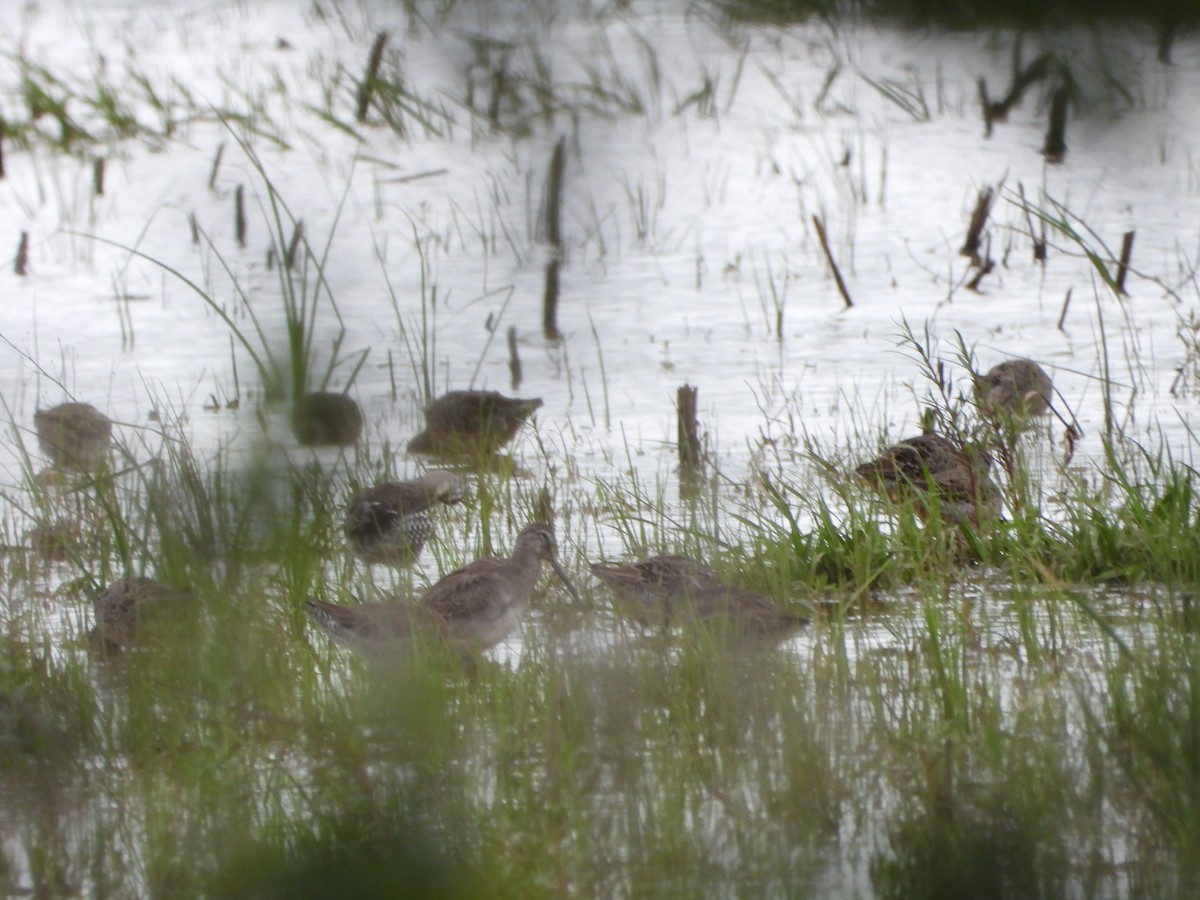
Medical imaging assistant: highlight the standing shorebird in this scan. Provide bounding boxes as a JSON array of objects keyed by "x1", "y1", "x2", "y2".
[
  {"x1": 975, "y1": 359, "x2": 1053, "y2": 420},
  {"x1": 406, "y1": 390, "x2": 542, "y2": 459},
  {"x1": 90, "y1": 576, "x2": 183, "y2": 654},
  {"x1": 292, "y1": 392, "x2": 364, "y2": 447},
  {"x1": 344, "y1": 471, "x2": 465, "y2": 567},
  {"x1": 306, "y1": 521, "x2": 581, "y2": 653},
  {"x1": 855, "y1": 432, "x2": 1000, "y2": 526},
  {"x1": 34, "y1": 402, "x2": 113, "y2": 471},
  {"x1": 590, "y1": 555, "x2": 808, "y2": 640}
]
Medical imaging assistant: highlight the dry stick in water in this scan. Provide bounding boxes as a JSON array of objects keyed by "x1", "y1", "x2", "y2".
[
  {"x1": 234, "y1": 184, "x2": 246, "y2": 248},
  {"x1": 544, "y1": 136, "x2": 566, "y2": 250},
  {"x1": 1158, "y1": 5, "x2": 1179, "y2": 64},
  {"x1": 14, "y1": 231, "x2": 28, "y2": 276},
  {"x1": 1115, "y1": 231, "x2": 1135, "y2": 296},
  {"x1": 677, "y1": 384, "x2": 700, "y2": 471},
  {"x1": 1057, "y1": 287, "x2": 1073, "y2": 331},
  {"x1": 208, "y1": 142, "x2": 224, "y2": 191},
  {"x1": 1017, "y1": 183, "x2": 1047, "y2": 262},
  {"x1": 542, "y1": 258, "x2": 562, "y2": 341},
  {"x1": 93, "y1": 157, "x2": 105, "y2": 196},
  {"x1": 507, "y1": 325, "x2": 523, "y2": 390},
  {"x1": 812, "y1": 215, "x2": 854, "y2": 308},
  {"x1": 1043, "y1": 87, "x2": 1069, "y2": 163},
  {"x1": 542, "y1": 136, "x2": 568, "y2": 339},
  {"x1": 356, "y1": 31, "x2": 389, "y2": 123},
  {"x1": 960, "y1": 186, "x2": 993, "y2": 266},
  {"x1": 285, "y1": 220, "x2": 304, "y2": 270}
]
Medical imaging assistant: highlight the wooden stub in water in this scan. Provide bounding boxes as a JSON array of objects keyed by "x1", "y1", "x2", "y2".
[
  {"x1": 14, "y1": 231, "x2": 29, "y2": 276},
  {"x1": 677, "y1": 385, "x2": 700, "y2": 471},
  {"x1": 1115, "y1": 230, "x2": 1135, "y2": 296},
  {"x1": 542, "y1": 258, "x2": 561, "y2": 341},
  {"x1": 507, "y1": 325, "x2": 523, "y2": 390},
  {"x1": 541, "y1": 136, "x2": 567, "y2": 341},
  {"x1": 234, "y1": 184, "x2": 246, "y2": 247},
  {"x1": 544, "y1": 136, "x2": 566, "y2": 250},
  {"x1": 960, "y1": 186, "x2": 993, "y2": 266},
  {"x1": 1043, "y1": 88, "x2": 1069, "y2": 163}
]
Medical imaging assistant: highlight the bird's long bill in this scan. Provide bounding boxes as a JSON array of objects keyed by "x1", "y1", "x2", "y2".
[{"x1": 549, "y1": 558, "x2": 583, "y2": 604}]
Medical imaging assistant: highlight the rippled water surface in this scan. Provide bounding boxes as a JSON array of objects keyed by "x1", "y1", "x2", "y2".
[{"x1": 1, "y1": 1, "x2": 1198, "y2": 894}]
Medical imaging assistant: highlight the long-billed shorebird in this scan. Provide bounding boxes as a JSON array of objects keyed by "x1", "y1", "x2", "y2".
[
  {"x1": 975, "y1": 359, "x2": 1053, "y2": 420},
  {"x1": 589, "y1": 555, "x2": 808, "y2": 640},
  {"x1": 854, "y1": 432, "x2": 1000, "y2": 526},
  {"x1": 307, "y1": 521, "x2": 581, "y2": 653},
  {"x1": 344, "y1": 471, "x2": 465, "y2": 568},
  {"x1": 34, "y1": 402, "x2": 113, "y2": 471},
  {"x1": 406, "y1": 390, "x2": 542, "y2": 459}
]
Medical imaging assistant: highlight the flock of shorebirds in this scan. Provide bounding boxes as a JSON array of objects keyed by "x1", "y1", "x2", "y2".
[{"x1": 33, "y1": 356, "x2": 1054, "y2": 660}]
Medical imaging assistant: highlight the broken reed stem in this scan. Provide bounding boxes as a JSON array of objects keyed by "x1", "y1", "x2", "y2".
[
  {"x1": 1115, "y1": 231, "x2": 1135, "y2": 295},
  {"x1": 677, "y1": 384, "x2": 700, "y2": 471},
  {"x1": 545, "y1": 136, "x2": 566, "y2": 251},
  {"x1": 1043, "y1": 88, "x2": 1069, "y2": 163},
  {"x1": 208, "y1": 142, "x2": 224, "y2": 191},
  {"x1": 542, "y1": 259, "x2": 561, "y2": 341},
  {"x1": 1158, "y1": 6, "x2": 1178, "y2": 64},
  {"x1": 234, "y1": 184, "x2": 246, "y2": 248},
  {"x1": 534, "y1": 487, "x2": 555, "y2": 525},
  {"x1": 92, "y1": 157, "x2": 105, "y2": 196},
  {"x1": 0, "y1": 120, "x2": 5, "y2": 179},
  {"x1": 285, "y1": 220, "x2": 304, "y2": 270},
  {"x1": 189, "y1": 212, "x2": 200, "y2": 245},
  {"x1": 1057, "y1": 287, "x2": 1072, "y2": 331},
  {"x1": 1017, "y1": 183, "x2": 1047, "y2": 262},
  {"x1": 387, "y1": 348, "x2": 397, "y2": 402},
  {"x1": 488, "y1": 58, "x2": 508, "y2": 128},
  {"x1": 14, "y1": 231, "x2": 29, "y2": 276},
  {"x1": 507, "y1": 325, "x2": 523, "y2": 390},
  {"x1": 812, "y1": 215, "x2": 854, "y2": 308},
  {"x1": 356, "y1": 31, "x2": 389, "y2": 123},
  {"x1": 960, "y1": 186, "x2": 993, "y2": 265}
]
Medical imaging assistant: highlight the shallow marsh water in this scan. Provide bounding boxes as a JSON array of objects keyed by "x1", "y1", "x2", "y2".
[{"x1": 0, "y1": 0, "x2": 1199, "y2": 895}]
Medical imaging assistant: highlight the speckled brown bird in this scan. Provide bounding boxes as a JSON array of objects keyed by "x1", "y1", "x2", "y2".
[
  {"x1": 590, "y1": 555, "x2": 808, "y2": 640},
  {"x1": 406, "y1": 390, "x2": 542, "y2": 458},
  {"x1": 34, "y1": 402, "x2": 113, "y2": 471},
  {"x1": 975, "y1": 359, "x2": 1053, "y2": 419},
  {"x1": 344, "y1": 471, "x2": 465, "y2": 567},
  {"x1": 90, "y1": 576, "x2": 183, "y2": 654},
  {"x1": 854, "y1": 432, "x2": 1000, "y2": 526},
  {"x1": 307, "y1": 522, "x2": 580, "y2": 652},
  {"x1": 303, "y1": 594, "x2": 444, "y2": 645}
]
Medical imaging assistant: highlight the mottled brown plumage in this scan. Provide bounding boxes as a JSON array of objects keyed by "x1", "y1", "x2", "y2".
[
  {"x1": 344, "y1": 471, "x2": 465, "y2": 567},
  {"x1": 90, "y1": 576, "x2": 183, "y2": 653},
  {"x1": 975, "y1": 359, "x2": 1053, "y2": 419},
  {"x1": 407, "y1": 390, "x2": 542, "y2": 458},
  {"x1": 307, "y1": 522, "x2": 580, "y2": 652},
  {"x1": 34, "y1": 402, "x2": 113, "y2": 471},
  {"x1": 590, "y1": 555, "x2": 808, "y2": 640},
  {"x1": 303, "y1": 595, "x2": 444, "y2": 644},
  {"x1": 422, "y1": 522, "x2": 579, "y2": 650},
  {"x1": 855, "y1": 432, "x2": 1000, "y2": 526}
]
